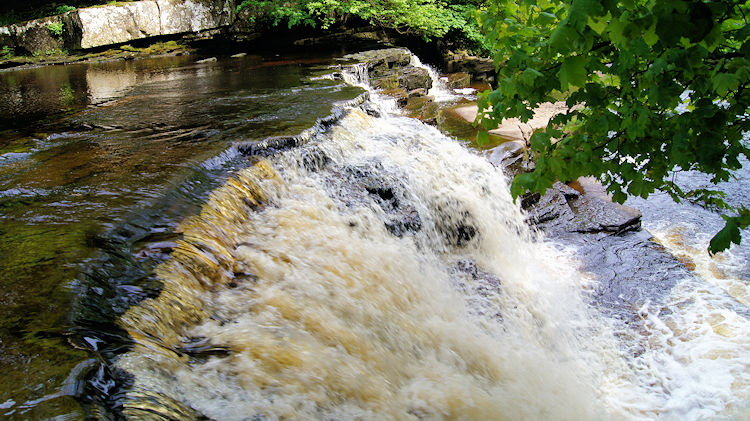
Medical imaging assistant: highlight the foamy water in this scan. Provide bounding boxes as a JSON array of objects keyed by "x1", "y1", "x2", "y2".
[{"x1": 110, "y1": 54, "x2": 750, "y2": 420}]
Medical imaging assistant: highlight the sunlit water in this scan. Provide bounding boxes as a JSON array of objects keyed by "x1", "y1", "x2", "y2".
[
  {"x1": 623, "y1": 150, "x2": 750, "y2": 420},
  {"x1": 0, "y1": 51, "x2": 367, "y2": 418},
  {"x1": 1, "y1": 47, "x2": 748, "y2": 419}
]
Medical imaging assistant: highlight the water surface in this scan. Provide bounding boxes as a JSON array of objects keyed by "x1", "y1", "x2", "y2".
[{"x1": 0, "y1": 52, "x2": 364, "y2": 418}]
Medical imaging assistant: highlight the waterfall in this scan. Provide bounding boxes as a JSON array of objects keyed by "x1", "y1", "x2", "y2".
[
  {"x1": 409, "y1": 55, "x2": 461, "y2": 103},
  {"x1": 106, "y1": 51, "x2": 750, "y2": 420}
]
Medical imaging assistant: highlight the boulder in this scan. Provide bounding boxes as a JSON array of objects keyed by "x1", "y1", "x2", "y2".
[
  {"x1": 523, "y1": 179, "x2": 642, "y2": 235},
  {"x1": 344, "y1": 48, "x2": 412, "y2": 77},
  {"x1": 444, "y1": 52, "x2": 495, "y2": 83},
  {"x1": 405, "y1": 95, "x2": 439, "y2": 125},
  {"x1": 444, "y1": 72, "x2": 470, "y2": 90},
  {"x1": 0, "y1": 26, "x2": 13, "y2": 51},
  {"x1": 72, "y1": 1, "x2": 161, "y2": 49},
  {"x1": 371, "y1": 73, "x2": 399, "y2": 90},
  {"x1": 342, "y1": 48, "x2": 432, "y2": 93},
  {"x1": 398, "y1": 66, "x2": 431, "y2": 91},
  {"x1": 11, "y1": 15, "x2": 66, "y2": 55},
  {"x1": 157, "y1": 0, "x2": 235, "y2": 35},
  {"x1": 63, "y1": 0, "x2": 235, "y2": 50}
]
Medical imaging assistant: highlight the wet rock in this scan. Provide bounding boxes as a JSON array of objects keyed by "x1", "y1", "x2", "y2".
[
  {"x1": 569, "y1": 229, "x2": 684, "y2": 319},
  {"x1": 342, "y1": 48, "x2": 430, "y2": 93},
  {"x1": 432, "y1": 199, "x2": 478, "y2": 247},
  {"x1": 338, "y1": 164, "x2": 423, "y2": 237},
  {"x1": 371, "y1": 73, "x2": 398, "y2": 90},
  {"x1": 524, "y1": 179, "x2": 641, "y2": 236},
  {"x1": 444, "y1": 72, "x2": 470, "y2": 90},
  {"x1": 405, "y1": 95, "x2": 439, "y2": 125},
  {"x1": 443, "y1": 52, "x2": 495, "y2": 83},
  {"x1": 398, "y1": 66, "x2": 431, "y2": 91},
  {"x1": 407, "y1": 88, "x2": 428, "y2": 97},
  {"x1": 381, "y1": 88, "x2": 408, "y2": 106},
  {"x1": 344, "y1": 48, "x2": 412, "y2": 77},
  {"x1": 566, "y1": 178, "x2": 641, "y2": 234},
  {"x1": 485, "y1": 140, "x2": 527, "y2": 177},
  {"x1": 385, "y1": 209, "x2": 423, "y2": 237},
  {"x1": 299, "y1": 146, "x2": 331, "y2": 171}
]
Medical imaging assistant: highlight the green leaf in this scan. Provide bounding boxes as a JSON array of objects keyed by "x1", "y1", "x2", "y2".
[
  {"x1": 520, "y1": 68, "x2": 543, "y2": 85},
  {"x1": 587, "y1": 16, "x2": 608, "y2": 35},
  {"x1": 511, "y1": 173, "x2": 537, "y2": 199},
  {"x1": 712, "y1": 73, "x2": 740, "y2": 96},
  {"x1": 709, "y1": 219, "x2": 738, "y2": 254},
  {"x1": 477, "y1": 130, "x2": 490, "y2": 146},
  {"x1": 568, "y1": 0, "x2": 602, "y2": 31},
  {"x1": 549, "y1": 25, "x2": 578, "y2": 51},
  {"x1": 558, "y1": 56, "x2": 587, "y2": 90}
]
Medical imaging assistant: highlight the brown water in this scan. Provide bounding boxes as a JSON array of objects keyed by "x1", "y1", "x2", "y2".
[
  {"x1": 1, "y1": 47, "x2": 749, "y2": 420},
  {"x1": 0, "y1": 52, "x2": 364, "y2": 418}
]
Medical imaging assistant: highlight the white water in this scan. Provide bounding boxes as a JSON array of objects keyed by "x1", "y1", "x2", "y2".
[
  {"x1": 410, "y1": 56, "x2": 465, "y2": 102},
  {"x1": 112, "y1": 56, "x2": 750, "y2": 420},
  {"x1": 621, "y1": 153, "x2": 750, "y2": 420}
]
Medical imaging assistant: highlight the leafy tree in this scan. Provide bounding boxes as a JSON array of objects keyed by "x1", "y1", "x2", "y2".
[
  {"x1": 237, "y1": 0, "x2": 486, "y2": 45},
  {"x1": 477, "y1": 0, "x2": 750, "y2": 253}
]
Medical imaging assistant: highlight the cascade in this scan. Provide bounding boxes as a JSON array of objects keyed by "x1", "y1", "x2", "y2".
[{"x1": 100, "y1": 51, "x2": 750, "y2": 420}]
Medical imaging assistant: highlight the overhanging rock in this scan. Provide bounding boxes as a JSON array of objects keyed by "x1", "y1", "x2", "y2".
[{"x1": 2, "y1": 0, "x2": 237, "y2": 53}]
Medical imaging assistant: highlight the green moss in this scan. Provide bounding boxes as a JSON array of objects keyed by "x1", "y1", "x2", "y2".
[
  {"x1": 0, "y1": 45, "x2": 13, "y2": 60},
  {"x1": 47, "y1": 21, "x2": 64, "y2": 38}
]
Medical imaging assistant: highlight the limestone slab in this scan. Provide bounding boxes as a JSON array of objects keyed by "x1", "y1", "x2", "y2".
[{"x1": 77, "y1": 1, "x2": 161, "y2": 49}]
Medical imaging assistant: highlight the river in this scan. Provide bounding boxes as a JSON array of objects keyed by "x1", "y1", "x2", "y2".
[{"x1": 0, "y1": 46, "x2": 748, "y2": 419}]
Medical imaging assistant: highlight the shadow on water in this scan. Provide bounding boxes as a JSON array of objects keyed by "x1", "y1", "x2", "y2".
[{"x1": 0, "y1": 48, "x2": 368, "y2": 418}]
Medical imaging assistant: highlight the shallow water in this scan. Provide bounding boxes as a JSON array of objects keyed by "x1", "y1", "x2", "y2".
[
  {"x1": 0, "y1": 51, "x2": 365, "y2": 418},
  {"x1": 1, "y1": 47, "x2": 748, "y2": 420}
]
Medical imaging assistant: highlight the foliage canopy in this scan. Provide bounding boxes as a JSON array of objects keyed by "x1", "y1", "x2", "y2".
[
  {"x1": 237, "y1": 0, "x2": 487, "y2": 46},
  {"x1": 477, "y1": 0, "x2": 750, "y2": 253}
]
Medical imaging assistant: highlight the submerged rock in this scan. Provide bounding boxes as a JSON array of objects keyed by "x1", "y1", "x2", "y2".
[{"x1": 432, "y1": 198, "x2": 478, "y2": 247}]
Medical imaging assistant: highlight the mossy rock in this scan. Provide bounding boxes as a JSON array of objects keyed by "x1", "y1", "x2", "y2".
[{"x1": 372, "y1": 73, "x2": 399, "y2": 90}]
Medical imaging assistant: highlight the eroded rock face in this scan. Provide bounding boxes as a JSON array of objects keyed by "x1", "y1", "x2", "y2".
[
  {"x1": 4, "y1": 0, "x2": 237, "y2": 52},
  {"x1": 342, "y1": 48, "x2": 432, "y2": 92},
  {"x1": 157, "y1": 0, "x2": 235, "y2": 35},
  {"x1": 444, "y1": 52, "x2": 495, "y2": 83},
  {"x1": 74, "y1": 1, "x2": 162, "y2": 49},
  {"x1": 522, "y1": 179, "x2": 642, "y2": 235},
  {"x1": 9, "y1": 16, "x2": 66, "y2": 55}
]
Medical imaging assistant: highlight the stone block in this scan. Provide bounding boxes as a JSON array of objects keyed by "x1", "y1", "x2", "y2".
[
  {"x1": 157, "y1": 0, "x2": 235, "y2": 35},
  {"x1": 12, "y1": 15, "x2": 65, "y2": 55},
  {"x1": 76, "y1": 1, "x2": 161, "y2": 49}
]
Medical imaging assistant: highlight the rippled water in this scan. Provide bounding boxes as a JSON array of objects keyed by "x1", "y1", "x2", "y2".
[
  {"x1": 0, "y1": 51, "x2": 365, "y2": 418},
  {"x1": 1, "y1": 47, "x2": 748, "y2": 420}
]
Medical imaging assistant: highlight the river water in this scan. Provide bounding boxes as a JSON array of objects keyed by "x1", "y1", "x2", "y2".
[{"x1": 0, "y1": 48, "x2": 748, "y2": 419}]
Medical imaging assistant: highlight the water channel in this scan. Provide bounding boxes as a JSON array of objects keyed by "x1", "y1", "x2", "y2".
[{"x1": 0, "y1": 46, "x2": 748, "y2": 419}]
